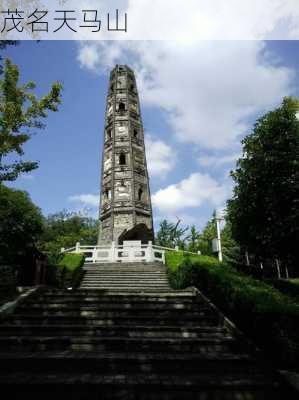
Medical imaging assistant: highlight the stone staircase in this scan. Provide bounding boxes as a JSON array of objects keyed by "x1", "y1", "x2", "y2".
[
  {"x1": 80, "y1": 263, "x2": 171, "y2": 290},
  {"x1": 0, "y1": 262, "x2": 296, "y2": 399}
]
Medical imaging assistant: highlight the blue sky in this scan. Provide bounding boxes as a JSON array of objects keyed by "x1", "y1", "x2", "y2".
[{"x1": 3, "y1": 40, "x2": 299, "y2": 232}]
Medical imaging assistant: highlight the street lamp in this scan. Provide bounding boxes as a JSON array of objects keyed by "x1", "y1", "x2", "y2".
[{"x1": 214, "y1": 209, "x2": 224, "y2": 263}]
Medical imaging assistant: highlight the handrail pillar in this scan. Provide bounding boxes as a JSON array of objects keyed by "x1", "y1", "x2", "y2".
[
  {"x1": 92, "y1": 247, "x2": 97, "y2": 263},
  {"x1": 147, "y1": 241, "x2": 154, "y2": 262},
  {"x1": 111, "y1": 241, "x2": 116, "y2": 262}
]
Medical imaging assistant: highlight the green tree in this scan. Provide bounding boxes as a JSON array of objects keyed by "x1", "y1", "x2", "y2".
[
  {"x1": 0, "y1": 58, "x2": 62, "y2": 182},
  {"x1": 155, "y1": 219, "x2": 189, "y2": 249},
  {"x1": 197, "y1": 218, "x2": 217, "y2": 256},
  {"x1": 186, "y1": 225, "x2": 201, "y2": 253},
  {"x1": 227, "y1": 97, "x2": 299, "y2": 268},
  {"x1": 195, "y1": 214, "x2": 239, "y2": 261},
  {"x1": 0, "y1": 185, "x2": 44, "y2": 265},
  {"x1": 0, "y1": 41, "x2": 18, "y2": 74},
  {"x1": 220, "y1": 220, "x2": 241, "y2": 263},
  {"x1": 39, "y1": 210, "x2": 99, "y2": 263}
]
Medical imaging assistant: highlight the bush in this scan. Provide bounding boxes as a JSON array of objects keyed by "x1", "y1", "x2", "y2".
[
  {"x1": 56, "y1": 253, "x2": 85, "y2": 289},
  {"x1": 266, "y1": 279, "x2": 299, "y2": 304},
  {"x1": 0, "y1": 265, "x2": 17, "y2": 305},
  {"x1": 165, "y1": 250, "x2": 218, "y2": 271},
  {"x1": 0, "y1": 185, "x2": 44, "y2": 266},
  {"x1": 166, "y1": 253, "x2": 299, "y2": 370}
]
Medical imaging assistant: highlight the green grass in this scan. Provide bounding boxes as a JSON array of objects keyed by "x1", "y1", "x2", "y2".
[
  {"x1": 266, "y1": 279, "x2": 299, "y2": 304},
  {"x1": 58, "y1": 253, "x2": 85, "y2": 271},
  {"x1": 165, "y1": 251, "x2": 299, "y2": 370},
  {"x1": 55, "y1": 253, "x2": 85, "y2": 289},
  {"x1": 165, "y1": 251, "x2": 219, "y2": 271}
]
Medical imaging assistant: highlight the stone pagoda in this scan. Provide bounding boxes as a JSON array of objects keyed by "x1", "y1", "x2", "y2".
[{"x1": 98, "y1": 65, "x2": 154, "y2": 244}]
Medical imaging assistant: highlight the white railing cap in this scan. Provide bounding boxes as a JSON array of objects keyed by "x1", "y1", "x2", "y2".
[{"x1": 123, "y1": 240, "x2": 142, "y2": 247}]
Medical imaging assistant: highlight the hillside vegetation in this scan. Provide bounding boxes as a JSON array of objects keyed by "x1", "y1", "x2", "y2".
[{"x1": 166, "y1": 251, "x2": 299, "y2": 370}]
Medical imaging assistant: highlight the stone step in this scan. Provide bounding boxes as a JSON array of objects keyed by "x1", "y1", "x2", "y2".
[
  {"x1": 83, "y1": 267, "x2": 166, "y2": 272},
  {"x1": 0, "y1": 324, "x2": 230, "y2": 339},
  {"x1": 82, "y1": 272, "x2": 167, "y2": 276},
  {"x1": 80, "y1": 279, "x2": 170, "y2": 283},
  {"x1": 83, "y1": 271, "x2": 167, "y2": 274},
  {"x1": 0, "y1": 385, "x2": 285, "y2": 400},
  {"x1": 82, "y1": 277, "x2": 170, "y2": 289},
  {"x1": 38, "y1": 294, "x2": 196, "y2": 299},
  {"x1": 77, "y1": 289, "x2": 189, "y2": 293},
  {"x1": 19, "y1": 302, "x2": 207, "y2": 311},
  {"x1": 0, "y1": 335, "x2": 238, "y2": 353},
  {"x1": 28, "y1": 295, "x2": 199, "y2": 304},
  {"x1": 81, "y1": 277, "x2": 169, "y2": 281},
  {"x1": 82, "y1": 273, "x2": 168, "y2": 276},
  {"x1": 80, "y1": 277, "x2": 169, "y2": 281},
  {"x1": 79, "y1": 287, "x2": 172, "y2": 291},
  {"x1": 8, "y1": 310, "x2": 215, "y2": 320},
  {"x1": 79, "y1": 287, "x2": 172, "y2": 290},
  {"x1": 1, "y1": 314, "x2": 223, "y2": 327},
  {"x1": 0, "y1": 371, "x2": 281, "y2": 397},
  {"x1": 43, "y1": 289, "x2": 194, "y2": 296},
  {"x1": 83, "y1": 263, "x2": 164, "y2": 268},
  {"x1": 82, "y1": 271, "x2": 166, "y2": 274},
  {"x1": 22, "y1": 301, "x2": 203, "y2": 309},
  {"x1": 82, "y1": 278, "x2": 168, "y2": 281},
  {"x1": 0, "y1": 351, "x2": 262, "y2": 375},
  {"x1": 83, "y1": 273, "x2": 168, "y2": 276}
]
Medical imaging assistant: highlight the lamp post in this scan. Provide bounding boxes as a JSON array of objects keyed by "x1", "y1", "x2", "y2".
[{"x1": 214, "y1": 210, "x2": 224, "y2": 263}]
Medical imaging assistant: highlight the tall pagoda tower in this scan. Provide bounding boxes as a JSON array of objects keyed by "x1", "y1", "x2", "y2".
[{"x1": 98, "y1": 65, "x2": 154, "y2": 244}]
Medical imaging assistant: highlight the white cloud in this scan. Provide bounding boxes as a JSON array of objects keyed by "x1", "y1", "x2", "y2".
[
  {"x1": 122, "y1": 0, "x2": 299, "y2": 40},
  {"x1": 198, "y1": 153, "x2": 240, "y2": 168},
  {"x1": 77, "y1": 45, "x2": 101, "y2": 70},
  {"x1": 77, "y1": 40, "x2": 293, "y2": 150},
  {"x1": 20, "y1": 174, "x2": 35, "y2": 181},
  {"x1": 145, "y1": 134, "x2": 175, "y2": 178},
  {"x1": 68, "y1": 194, "x2": 99, "y2": 207},
  {"x1": 154, "y1": 212, "x2": 202, "y2": 227},
  {"x1": 152, "y1": 172, "x2": 231, "y2": 213}
]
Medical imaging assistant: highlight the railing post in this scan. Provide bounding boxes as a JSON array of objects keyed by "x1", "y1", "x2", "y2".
[
  {"x1": 175, "y1": 246, "x2": 179, "y2": 251},
  {"x1": 75, "y1": 242, "x2": 80, "y2": 253},
  {"x1": 147, "y1": 241, "x2": 154, "y2": 262},
  {"x1": 92, "y1": 247, "x2": 97, "y2": 263},
  {"x1": 61, "y1": 248, "x2": 65, "y2": 254},
  {"x1": 162, "y1": 250, "x2": 165, "y2": 264},
  {"x1": 111, "y1": 241, "x2": 116, "y2": 262}
]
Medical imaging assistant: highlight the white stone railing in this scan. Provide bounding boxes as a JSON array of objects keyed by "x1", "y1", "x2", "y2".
[{"x1": 61, "y1": 241, "x2": 165, "y2": 264}]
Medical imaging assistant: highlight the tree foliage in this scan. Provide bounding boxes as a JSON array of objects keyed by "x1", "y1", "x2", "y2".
[
  {"x1": 186, "y1": 225, "x2": 201, "y2": 253},
  {"x1": 192, "y1": 216, "x2": 239, "y2": 261},
  {"x1": 0, "y1": 58, "x2": 62, "y2": 182},
  {"x1": 155, "y1": 219, "x2": 189, "y2": 249},
  {"x1": 39, "y1": 210, "x2": 99, "y2": 263},
  {"x1": 0, "y1": 185, "x2": 44, "y2": 265},
  {"x1": 155, "y1": 215, "x2": 239, "y2": 261},
  {"x1": 0, "y1": 41, "x2": 18, "y2": 74},
  {"x1": 227, "y1": 97, "x2": 299, "y2": 267},
  {"x1": 196, "y1": 218, "x2": 217, "y2": 256}
]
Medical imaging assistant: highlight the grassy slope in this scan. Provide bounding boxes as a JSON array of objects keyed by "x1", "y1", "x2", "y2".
[
  {"x1": 58, "y1": 253, "x2": 85, "y2": 271},
  {"x1": 165, "y1": 250, "x2": 299, "y2": 369}
]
